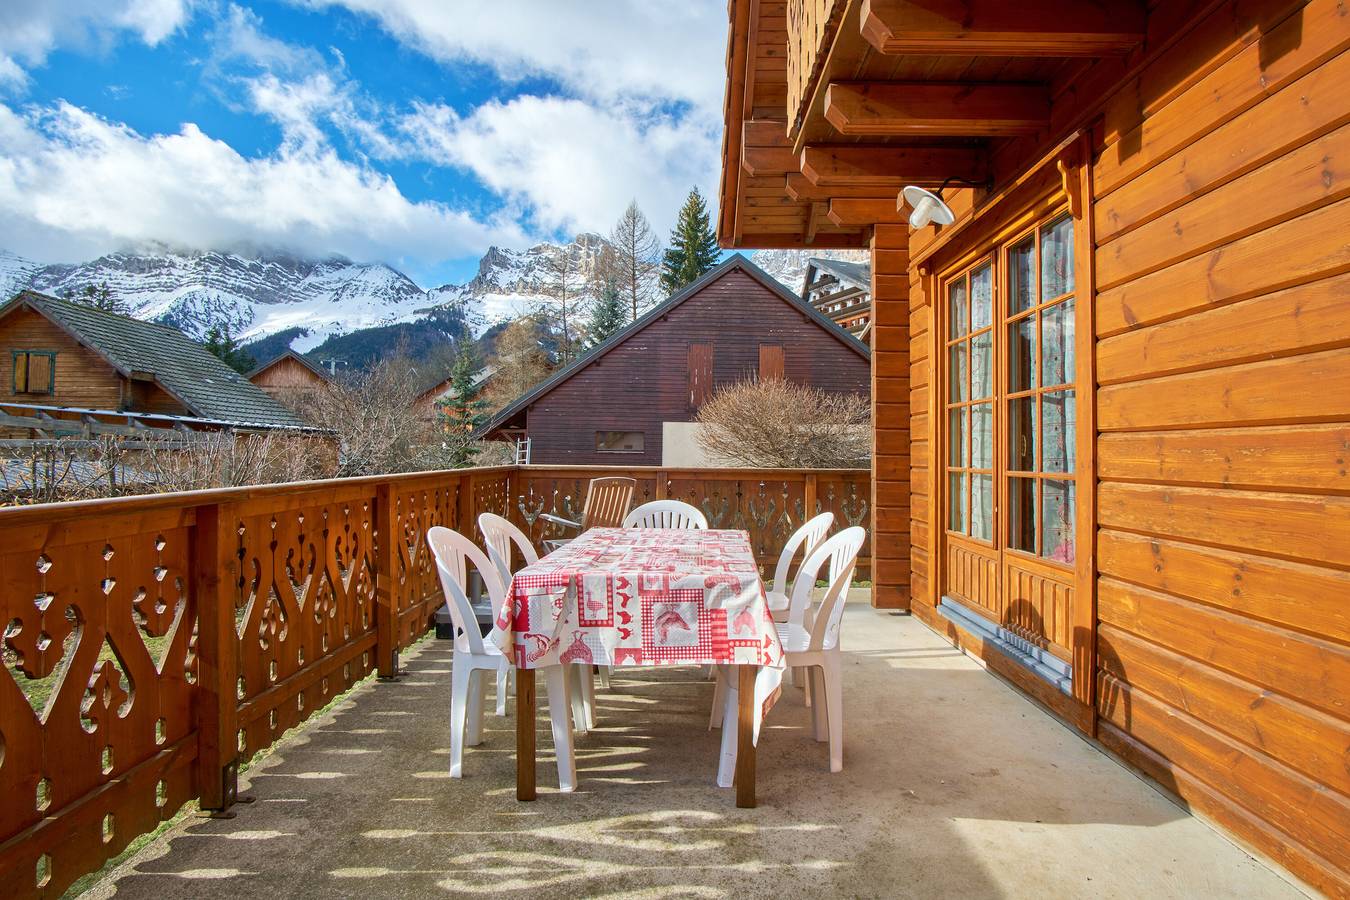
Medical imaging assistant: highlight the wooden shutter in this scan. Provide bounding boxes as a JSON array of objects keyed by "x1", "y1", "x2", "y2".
[
  {"x1": 759, "y1": 343, "x2": 785, "y2": 380},
  {"x1": 688, "y1": 343, "x2": 713, "y2": 409},
  {"x1": 12, "y1": 352, "x2": 27, "y2": 393},
  {"x1": 27, "y1": 353, "x2": 52, "y2": 394}
]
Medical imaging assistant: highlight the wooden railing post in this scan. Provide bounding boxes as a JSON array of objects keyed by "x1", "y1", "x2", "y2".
[
  {"x1": 374, "y1": 480, "x2": 398, "y2": 678},
  {"x1": 458, "y1": 472, "x2": 476, "y2": 533},
  {"x1": 656, "y1": 471, "x2": 668, "y2": 500},
  {"x1": 804, "y1": 473, "x2": 818, "y2": 521},
  {"x1": 195, "y1": 501, "x2": 240, "y2": 812}
]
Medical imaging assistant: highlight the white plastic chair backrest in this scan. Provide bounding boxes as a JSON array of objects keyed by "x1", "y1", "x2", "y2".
[
  {"x1": 786, "y1": 526, "x2": 865, "y2": 652},
  {"x1": 623, "y1": 500, "x2": 708, "y2": 530},
  {"x1": 426, "y1": 526, "x2": 505, "y2": 656},
  {"x1": 772, "y1": 512, "x2": 834, "y2": 597},
  {"x1": 478, "y1": 512, "x2": 538, "y2": 585}
]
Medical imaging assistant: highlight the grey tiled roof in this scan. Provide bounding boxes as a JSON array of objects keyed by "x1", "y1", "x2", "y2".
[
  {"x1": 808, "y1": 258, "x2": 871, "y2": 292},
  {"x1": 6, "y1": 291, "x2": 309, "y2": 429}
]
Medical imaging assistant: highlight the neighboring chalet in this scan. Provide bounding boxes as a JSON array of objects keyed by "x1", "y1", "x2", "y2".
[
  {"x1": 413, "y1": 364, "x2": 495, "y2": 420},
  {"x1": 1, "y1": 290, "x2": 311, "y2": 435},
  {"x1": 801, "y1": 257, "x2": 872, "y2": 341},
  {"x1": 721, "y1": 0, "x2": 1348, "y2": 893},
  {"x1": 247, "y1": 350, "x2": 333, "y2": 415},
  {"x1": 478, "y1": 255, "x2": 869, "y2": 465}
]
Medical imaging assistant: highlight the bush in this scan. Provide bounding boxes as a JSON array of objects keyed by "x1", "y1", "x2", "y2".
[{"x1": 695, "y1": 378, "x2": 869, "y2": 468}]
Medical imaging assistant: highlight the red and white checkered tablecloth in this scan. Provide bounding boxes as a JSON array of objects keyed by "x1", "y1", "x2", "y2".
[{"x1": 491, "y1": 528, "x2": 785, "y2": 671}]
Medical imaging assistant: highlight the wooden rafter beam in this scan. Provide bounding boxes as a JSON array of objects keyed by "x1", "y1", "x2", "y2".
[
  {"x1": 860, "y1": 0, "x2": 1145, "y2": 56},
  {"x1": 740, "y1": 118, "x2": 796, "y2": 176},
  {"x1": 800, "y1": 144, "x2": 986, "y2": 189},
  {"x1": 827, "y1": 198, "x2": 910, "y2": 227},
  {"x1": 825, "y1": 82, "x2": 1049, "y2": 137},
  {"x1": 785, "y1": 173, "x2": 900, "y2": 202}
]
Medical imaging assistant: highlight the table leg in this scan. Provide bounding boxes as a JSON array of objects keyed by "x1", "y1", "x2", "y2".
[
  {"x1": 516, "y1": 667, "x2": 536, "y2": 801},
  {"x1": 734, "y1": 664, "x2": 756, "y2": 808}
]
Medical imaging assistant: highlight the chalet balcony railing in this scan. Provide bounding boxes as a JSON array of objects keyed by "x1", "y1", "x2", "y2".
[
  {"x1": 786, "y1": 0, "x2": 846, "y2": 136},
  {"x1": 0, "y1": 463, "x2": 868, "y2": 898}
]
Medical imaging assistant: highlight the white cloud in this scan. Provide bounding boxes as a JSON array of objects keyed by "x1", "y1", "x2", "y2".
[
  {"x1": 0, "y1": 101, "x2": 525, "y2": 268},
  {"x1": 295, "y1": 0, "x2": 726, "y2": 110},
  {"x1": 0, "y1": 0, "x2": 195, "y2": 88},
  {"x1": 401, "y1": 96, "x2": 717, "y2": 238}
]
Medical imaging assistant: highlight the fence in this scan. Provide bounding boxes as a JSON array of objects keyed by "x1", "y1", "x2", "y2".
[{"x1": 0, "y1": 464, "x2": 868, "y2": 897}]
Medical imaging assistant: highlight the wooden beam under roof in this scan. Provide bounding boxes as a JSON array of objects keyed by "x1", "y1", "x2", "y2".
[
  {"x1": 825, "y1": 82, "x2": 1050, "y2": 137},
  {"x1": 828, "y1": 198, "x2": 910, "y2": 226},
  {"x1": 800, "y1": 144, "x2": 986, "y2": 189},
  {"x1": 742, "y1": 145, "x2": 800, "y2": 177},
  {"x1": 860, "y1": 0, "x2": 1145, "y2": 57},
  {"x1": 785, "y1": 173, "x2": 899, "y2": 202}
]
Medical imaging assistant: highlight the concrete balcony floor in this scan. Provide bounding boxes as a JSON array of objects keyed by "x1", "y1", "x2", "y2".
[{"x1": 85, "y1": 597, "x2": 1303, "y2": 899}]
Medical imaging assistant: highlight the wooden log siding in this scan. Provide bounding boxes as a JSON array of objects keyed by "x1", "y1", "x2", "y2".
[
  {"x1": 0, "y1": 463, "x2": 870, "y2": 897},
  {"x1": 894, "y1": 1, "x2": 1350, "y2": 892}
]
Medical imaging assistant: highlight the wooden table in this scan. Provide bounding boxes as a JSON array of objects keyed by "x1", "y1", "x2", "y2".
[{"x1": 490, "y1": 528, "x2": 785, "y2": 807}]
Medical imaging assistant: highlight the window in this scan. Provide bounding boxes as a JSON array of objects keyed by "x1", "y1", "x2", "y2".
[
  {"x1": 943, "y1": 212, "x2": 1077, "y2": 567},
  {"x1": 596, "y1": 431, "x2": 644, "y2": 453},
  {"x1": 688, "y1": 343, "x2": 713, "y2": 409},
  {"x1": 759, "y1": 343, "x2": 784, "y2": 380},
  {"x1": 12, "y1": 351, "x2": 56, "y2": 395},
  {"x1": 945, "y1": 262, "x2": 994, "y2": 542}
]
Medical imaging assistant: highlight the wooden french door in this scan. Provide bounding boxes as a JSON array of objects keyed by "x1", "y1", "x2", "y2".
[{"x1": 941, "y1": 212, "x2": 1080, "y2": 664}]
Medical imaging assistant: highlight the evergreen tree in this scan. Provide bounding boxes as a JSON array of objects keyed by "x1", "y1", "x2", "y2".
[
  {"x1": 586, "y1": 277, "x2": 628, "y2": 347},
  {"x1": 76, "y1": 282, "x2": 128, "y2": 314},
  {"x1": 660, "y1": 187, "x2": 721, "y2": 294},
  {"x1": 436, "y1": 351, "x2": 490, "y2": 468},
  {"x1": 203, "y1": 323, "x2": 256, "y2": 374}
]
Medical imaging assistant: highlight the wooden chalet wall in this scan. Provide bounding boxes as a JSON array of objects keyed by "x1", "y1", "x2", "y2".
[
  {"x1": 523, "y1": 268, "x2": 870, "y2": 466},
  {"x1": 900, "y1": 0, "x2": 1350, "y2": 892},
  {"x1": 870, "y1": 227, "x2": 910, "y2": 610},
  {"x1": 250, "y1": 356, "x2": 329, "y2": 415},
  {"x1": 0, "y1": 307, "x2": 137, "y2": 411}
]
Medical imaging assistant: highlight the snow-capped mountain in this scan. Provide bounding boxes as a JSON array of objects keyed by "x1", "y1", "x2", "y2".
[{"x1": 748, "y1": 248, "x2": 870, "y2": 295}]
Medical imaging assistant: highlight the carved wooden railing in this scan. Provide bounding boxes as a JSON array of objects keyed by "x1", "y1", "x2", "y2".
[
  {"x1": 786, "y1": 0, "x2": 846, "y2": 136},
  {"x1": 0, "y1": 463, "x2": 866, "y2": 898}
]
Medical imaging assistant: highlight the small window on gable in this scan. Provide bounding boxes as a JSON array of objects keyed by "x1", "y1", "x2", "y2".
[
  {"x1": 12, "y1": 351, "x2": 56, "y2": 395},
  {"x1": 596, "y1": 431, "x2": 645, "y2": 453}
]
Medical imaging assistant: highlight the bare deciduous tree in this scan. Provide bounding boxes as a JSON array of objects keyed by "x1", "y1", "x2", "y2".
[
  {"x1": 540, "y1": 246, "x2": 585, "y2": 363},
  {"x1": 483, "y1": 315, "x2": 553, "y2": 413},
  {"x1": 695, "y1": 379, "x2": 870, "y2": 468},
  {"x1": 608, "y1": 200, "x2": 661, "y2": 321},
  {"x1": 311, "y1": 354, "x2": 442, "y2": 477}
]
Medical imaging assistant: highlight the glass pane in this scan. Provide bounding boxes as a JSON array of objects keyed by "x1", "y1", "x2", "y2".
[
  {"x1": 1008, "y1": 477, "x2": 1037, "y2": 553},
  {"x1": 1009, "y1": 396, "x2": 1036, "y2": 472},
  {"x1": 948, "y1": 342, "x2": 968, "y2": 402},
  {"x1": 947, "y1": 407, "x2": 967, "y2": 468},
  {"x1": 948, "y1": 472, "x2": 968, "y2": 534},
  {"x1": 1009, "y1": 237, "x2": 1035, "y2": 314},
  {"x1": 971, "y1": 331, "x2": 993, "y2": 399},
  {"x1": 1041, "y1": 215, "x2": 1075, "y2": 300},
  {"x1": 971, "y1": 402, "x2": 993, "y2": 469},
  {"x1": 971, "y1": 263, "x2": 993, "y2": 331},
  {"x1": 1042, "y1": 390, "x2": 1076, "y2": 473},
  {"x1": 972, "y1": 474, "x2": 993, "y2": 542},
  {"x1": 948, "y1": 277, "x2": 968, "y2": 337},
  {"x1": 1008, "y1": 315, "x2": 1036, "y2": 393},
  {"x1": 1041, "y1": 479, "x2": 1076, "y2": 564},
  {"x1": 1041, "y1": 299, "x2": 1075, "y2": 387}
]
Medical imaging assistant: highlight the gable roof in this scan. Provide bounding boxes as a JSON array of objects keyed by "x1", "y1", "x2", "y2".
[
  {"x1": 477, "y1": 254, "x2": 869, "y2": 438},
  {"x1": 247, "y1": 349, "x2": 333, "y2": 384},
  {"x1": 2, "y1": 291, "x2": 309, "y2": 429},
  {"x1": 806, "y1": 258, "x2": 871, "y2": 293}
]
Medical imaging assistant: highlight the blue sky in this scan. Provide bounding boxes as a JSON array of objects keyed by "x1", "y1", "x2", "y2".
[{"x1": 0, "y1": 1, "x2": 726, "y2": 286}]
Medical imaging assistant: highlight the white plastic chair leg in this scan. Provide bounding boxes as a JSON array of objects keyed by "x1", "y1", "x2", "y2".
[
  {"x1": 569, "y1": 665, "x2": 590, "y2": 735},
  {"x1": 466, "y1": 668, "x2": 487, "y2": 746},
  {"x1": 716, "y1": 665, "x2": 738, "y2": 788},
  {"x1": 598, "y1": 665, "x2": 612, "y2": 690},
  {"x1": 449, "y1": 658, "x2": 469, "y2": 778},
  {"x1": 581, "y1": 665, "x2": 597, "y2": 729},
  {"x1": 545, "y1": 665, "x2": 577, "y2": 791},
  {"x1": 496, "y1": 664, "x2": 509, "y2": 717},
  {"x1": 810, "y1": 667, "x2": 828, "y2": 743},
  {"x1": 824, "y1": 655, "x2": 844, "y2": 772},
  {"x1": 708, "y1": 668, "x2": 725, "y2": 729}
]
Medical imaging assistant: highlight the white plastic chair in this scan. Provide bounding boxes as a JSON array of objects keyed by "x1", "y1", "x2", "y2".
[
  {"x1": 477, "y1": 512, "x2": 598, "y2": 731},
  {"x1": 623, "y1": 499, "x2": 708, "y2": 529},
  {"x1": 767, "y1": 512, "x2": 834, "y2": 623},
  {"x1": 427, "y1": 526, "x2": 576, "y2": 790},
  {"x1": 711, "y1": 526, "x2": 865, "y2": 773}
]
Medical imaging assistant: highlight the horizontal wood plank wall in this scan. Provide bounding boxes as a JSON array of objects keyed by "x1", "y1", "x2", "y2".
[
  {"x1": 0, "y1": 307, "x2": 126, "y2": 410},
  {"x1": 523, "y1": 269, "x2": 870, "y2": 465},
  {"x1": 1090, "y1": 2, "x2": 1350, "y2": 893},
  {"x1": 904, "y1": 244, "x2": 933, "y2": 617},
  {"x1": 870, "y1": 226, "x2": 910, "y2": 609}
]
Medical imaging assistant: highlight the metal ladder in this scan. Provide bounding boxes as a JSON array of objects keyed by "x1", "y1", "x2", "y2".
[{"x1": 514, "y1": 437, "x2": 531, "y2": 465}]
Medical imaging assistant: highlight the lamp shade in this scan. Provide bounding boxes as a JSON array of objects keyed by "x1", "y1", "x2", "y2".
[{"x1": 901, "y1": 185, "x2": 956, "y2": 229}]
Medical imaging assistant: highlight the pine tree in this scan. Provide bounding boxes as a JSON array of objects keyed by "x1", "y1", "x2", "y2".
[
  {"x1": 203, "y1": 323, "x2": 256, "y2": 374},
  {"x1": 586, "y1": 277, "x2": 628, "y2": 347},
  {"x1": 608, "y1": 199, "x2": 661, "y2": 320},
  {"x1": 436, "y1": 351, "x2": 490, "y2": 468},
  {"x1": 660, "y1": 187, "x2": 721, "y2": 294},
  {"x1": 75, "y1": 282, "x2": 128, "y2": 314}
]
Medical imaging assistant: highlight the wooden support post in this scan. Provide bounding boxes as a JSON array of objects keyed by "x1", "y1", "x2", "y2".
[
  {"x1": 195, "y1": 502, "x2": 239, "y2": 812},
  {"x1": 516, "y1": 667, "x2": 537, "y2": 801},
  {"x1": 804, "y1": 473, "x2": 818, "y2": 520},
  {"x1": 735, "y1": 664, "x2": 756, "y2": 808},
  {"x1": 656, "y1": 471, "x2": 668, "y2": 500},
  {"x1": 374, "y1": 481, "x2": 398, "y2": 678},
  {"x1": 870, "y1": 225, "x2": 912, "y2": 611},
  {"x1": 458, "y1": 474, "x2": 476, "y2": 533}
]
